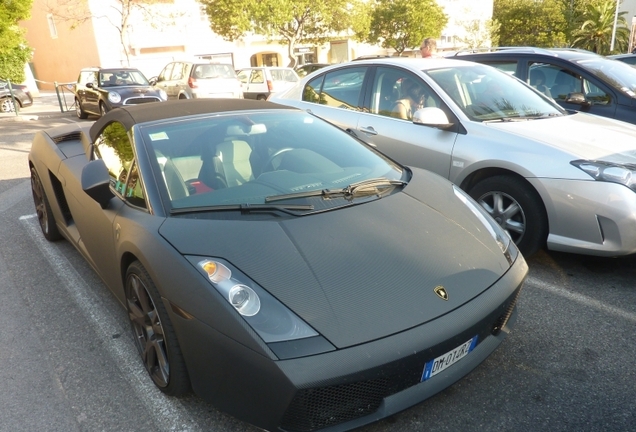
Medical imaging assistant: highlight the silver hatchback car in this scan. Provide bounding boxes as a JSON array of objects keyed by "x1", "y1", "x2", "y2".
[
  {"x1": 271, "y1": 58, "x2": 636, "y2": 257},
  {"x1": 151, "y1": 61, "x2": 243, "y2": 100}
]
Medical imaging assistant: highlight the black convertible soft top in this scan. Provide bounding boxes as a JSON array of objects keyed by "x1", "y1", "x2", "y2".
[{"x1": 89, "y1": 98, "x2": 296, "y2": 141}]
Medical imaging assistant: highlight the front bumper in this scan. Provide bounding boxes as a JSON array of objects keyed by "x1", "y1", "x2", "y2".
[
  {"x1": 169, "y1": 253, "x2": 528, "y2": 431},
  {"x1": 529, "y1": 178, "x2": 636, "y2": 256}
]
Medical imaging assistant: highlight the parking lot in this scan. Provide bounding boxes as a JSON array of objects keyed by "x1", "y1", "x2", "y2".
[{"x1": 1, "y1": 99, "x2": 635, "y2": 432}]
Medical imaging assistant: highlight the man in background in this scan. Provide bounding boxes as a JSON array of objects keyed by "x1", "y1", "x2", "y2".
[{"x1": 420, "y1": 38, "x2": 438, "y2": 58}]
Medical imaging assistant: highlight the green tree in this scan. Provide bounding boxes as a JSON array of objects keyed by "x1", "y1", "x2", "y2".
[
  {"x1": 199, "y1": 0, "x2": 367, "y2": 67},
  {"x1": 571, "y1": 0, "x2": 630, "y2": 54},
  {"x1": 493, "y1": 0, "x2": 567, "y2": 47},
  {"x1": 0, "y1": 0, "x2": 33, "y2": 82},
  {"x1": 357, "y1": 0, "x2": 447, "y2": 56},
  {"x1": 456, "y1": 18, "x2": 501, "y2": 50}
]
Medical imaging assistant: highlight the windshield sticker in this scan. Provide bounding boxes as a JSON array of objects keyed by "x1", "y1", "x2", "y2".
[{"x1": 149, "y1": 132, "x2": 169, "y2": 141}]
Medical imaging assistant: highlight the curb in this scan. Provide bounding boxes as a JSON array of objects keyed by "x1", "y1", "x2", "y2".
[{"x1": 0, "y1": 111, "x2": 75, "y2": 122}]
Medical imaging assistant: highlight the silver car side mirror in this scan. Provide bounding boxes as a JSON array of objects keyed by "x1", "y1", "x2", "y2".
[{"x1": 412, "y1": 107, "x2": 454, "y2": 130}]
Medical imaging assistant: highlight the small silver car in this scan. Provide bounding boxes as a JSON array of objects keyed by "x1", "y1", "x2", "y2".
[{"x1": 271, "y1": 57, "x2": 636, "y2": 257}]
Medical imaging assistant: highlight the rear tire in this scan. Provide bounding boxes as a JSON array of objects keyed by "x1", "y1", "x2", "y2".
[
  {"x1": 125, "y1": 261, "x2": 190, "y2": 396},
  {"x1": 257, "y1": 95, "x2": 267, "y2": 101},
  {"x1": 0, "y1": 97, "x2": 16, "y2": 113},
  {"x1": 30, "y1": 167, "x2": 62, "y2": 241},
  {"x1": 469, "y1": 175, "x2": 547, "y2": 257}
]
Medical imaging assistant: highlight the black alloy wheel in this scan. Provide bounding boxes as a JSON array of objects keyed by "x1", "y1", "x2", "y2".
[
  {"x1": 30, "y1": 167, "x2": 62, "y2": 241},
  {"x1": 469, "y1": 175, "x2": 548, "y2": 257},
  {"x1": 125, "y1": 261, "x2": 190, "y2": 395}
]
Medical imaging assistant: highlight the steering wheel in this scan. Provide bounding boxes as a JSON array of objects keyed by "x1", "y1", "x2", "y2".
[{"x1": 262, "y1": 148, "x2": 294, "y2": 173}]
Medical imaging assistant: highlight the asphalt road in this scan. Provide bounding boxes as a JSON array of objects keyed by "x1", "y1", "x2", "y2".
[{"x1": 1, "y1": 102, "x2": 634, "y2": 432}]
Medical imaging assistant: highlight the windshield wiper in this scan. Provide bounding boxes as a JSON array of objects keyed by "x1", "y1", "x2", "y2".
[
  {"x1": 265, "y1": 178, "x2": 407, "y2": 203},
  {"x1": 171, "y1": 203, "x2": 314, "y2": 216}
]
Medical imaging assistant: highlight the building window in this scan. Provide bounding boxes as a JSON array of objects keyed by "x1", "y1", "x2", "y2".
[{"x1": 47, "y1": 14, "x2": 58, "y2": 39}]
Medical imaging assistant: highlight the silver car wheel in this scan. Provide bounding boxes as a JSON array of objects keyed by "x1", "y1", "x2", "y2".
[{"x1": 469, "y1": 175, "x2": 548, "y2": 257}]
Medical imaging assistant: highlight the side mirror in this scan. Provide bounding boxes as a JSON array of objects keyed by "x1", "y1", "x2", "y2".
[
  {"x1": 413, "y1": 107, "x2": 454, "y2": 130},
  {"x1": 149, "y1": 76, "x2": 158, "y2": 86},
  {"x1": 86, "y1": 82, "x2": 94, "y2": 89},
  {"x1": 81, "y1": 159, "x2": 114, "y2": 208},
  {"x1": 565, "y1": 92, "x2": 591, "y2": 107}
]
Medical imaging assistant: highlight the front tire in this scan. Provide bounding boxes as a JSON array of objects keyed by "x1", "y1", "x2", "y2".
[
  {"x1": 469, "y1": 175, "x2": 547, "y2": 257},
  {"x1": 125, "y1": 261, "x2": 190, "y2": 395},
  {"x1": 30, "y1": 167, "x2": 62, "y2": 241},
  {"x1": 99, "y1": 102, "x2": 108, "y2": 117},
  {"x1": 75, "y1": 98, "x2": 88, "y2": 119}
]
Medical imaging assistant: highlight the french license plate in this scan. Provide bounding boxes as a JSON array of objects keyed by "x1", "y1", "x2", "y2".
[{"x1": 421, "y1": 336, "x2": 478, "y2": 381}]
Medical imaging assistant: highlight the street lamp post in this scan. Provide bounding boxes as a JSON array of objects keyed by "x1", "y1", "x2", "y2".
[{"x1": 610, "y1": 0, "x2": 620, "y2": 52}]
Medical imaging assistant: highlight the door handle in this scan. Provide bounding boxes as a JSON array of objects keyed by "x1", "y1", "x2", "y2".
[{"x1": 359, "y1": 126, "x2": 378, "y2": 136}]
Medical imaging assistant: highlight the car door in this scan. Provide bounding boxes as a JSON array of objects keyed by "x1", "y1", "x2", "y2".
[
  {"x1": 62, "y1": 121, "x2": 135, "y2": 292},
  {"x1": 155, "y1": 63, "x2": 176, "y2": 99},
  {"x1": 294, "y1": 65, "x2": 368, "y2": 132},
  {"x1": 525, "y1": 61, "x2": 617, "y2": 120},
  {"x1": 475, "y1": 57, "x2": 619, "y2": 120},
  {"x1": 356, "y1": 66, "x2": 457, "y2": 179}
]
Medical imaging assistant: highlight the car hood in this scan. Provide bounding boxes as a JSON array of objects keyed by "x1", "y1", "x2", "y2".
[
  {"x1": 159, "y1": 169, "x2": 513, "y2": 348},
  {"x1": 486, "y1": 112, "x2": 636, "y2": 164}
]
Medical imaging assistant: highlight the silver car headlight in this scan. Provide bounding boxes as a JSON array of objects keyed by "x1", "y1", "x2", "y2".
[
  {"x1": 108, "y1": 91, "x2": 121, "y2": 103},
  {"x1": 453, "y1": 185, "x2": 513, "y2": 258},
  {"x1": 187, "y1": 256, "x2": 318, "y2": 343},
  {"x1": 571, "y1": 160, "x2": 636, "y2": 191},
  {"x1": 158, "y1": 89, "x2": 168, "y2": 101}
]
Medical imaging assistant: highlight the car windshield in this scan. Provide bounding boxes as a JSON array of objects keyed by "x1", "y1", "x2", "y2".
[
  {"x1": 100, "y1": 70, "x2": 150, "y2": 87},
  {"x1": 426, "y1": 64, "x2": 565, "y2": 122},
  {"x1": 577, "y1": 57, "x2": 636, "y2": 97},
  {"x1": 192, "y1": 64, "x2": 237, "y2": 79},
  {"x1": 139, "y1": 110, "x2": 405, "y2": 212}
]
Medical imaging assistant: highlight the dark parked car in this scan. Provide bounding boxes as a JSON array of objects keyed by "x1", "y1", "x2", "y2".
[
  {"x1": 608, "y1": 53, "x2": 636, "y2": 66},
  {"x1": 0, "y1": 79, "x2": 33, "y2": 113},
  {"x1": 28, "y1": 98, "x2": 526, "y2": 432},
  {"x1": 74, "y1": 67, "x2": 167, "y2": 119},
  {"x1": 151, "y1": 60, "x2": 243, "y2": 99},
  {"x1": 294, "y1": 63, "x2": 330, "y2": 77},
  {"x1": 452, "y1": 47, "x2": 636, "y2": 124}
]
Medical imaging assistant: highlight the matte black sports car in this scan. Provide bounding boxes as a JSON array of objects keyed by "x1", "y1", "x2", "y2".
[{"x1": 28, "y1": 99, "x2": 527, "y2": 431}]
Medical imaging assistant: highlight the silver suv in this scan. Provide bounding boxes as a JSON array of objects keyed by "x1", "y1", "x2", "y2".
[{"x1": 151, "y1": 61, "x2": 243, "y2": 99}]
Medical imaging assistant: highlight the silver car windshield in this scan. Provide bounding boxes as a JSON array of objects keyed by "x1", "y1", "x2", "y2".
[
  {"x1": 139, "y1": 110, "x2": 405, "y2": 211},
  {"x1": 426, "y1": 64, "x2": 565, "y2": 122},
  {"x1": 577, "y1": 58, "x2": 636, "y2": 97}
]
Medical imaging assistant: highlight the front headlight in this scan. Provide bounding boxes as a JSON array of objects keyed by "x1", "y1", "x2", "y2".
[
  {"x1": 108, "y1": 91, "x2": 121, "y2": 103},
  {"x1": 158, "y1": 89, "x2": 168, "y2": 101},
  {"x1": 571, "y1": 159, "x2": 636, "y2": 191},
  {"x1": 188, "y1": 257, "x2": 318, "y2": 343},
  {"x1": 453, "y1": 185, "x2": 513, "y2": 257}
]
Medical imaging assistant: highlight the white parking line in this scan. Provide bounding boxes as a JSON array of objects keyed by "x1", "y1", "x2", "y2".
[
  {"x1": 526, "y1": 275, "x2": 636, "y2": 323},
  {"x1": 19, "y1": 213, "x2": 200, "y2": 432}
]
